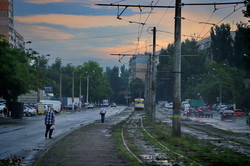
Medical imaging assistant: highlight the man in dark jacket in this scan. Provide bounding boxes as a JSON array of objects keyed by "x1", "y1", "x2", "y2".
[
  {"x1": 44, "y1": 107, "x2": 55, "y2": 139},
  {"x1": 100, "y1": 107, "x2": 107, "y2": 123}
]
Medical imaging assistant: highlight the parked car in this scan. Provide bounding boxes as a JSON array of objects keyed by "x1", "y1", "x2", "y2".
[
  {"x1": 246, "y1": 112, "x2": 250, "y2": 125},
  {"x1": 27, "y1": 104, "x2": 38, "y2": 114},
  {"x1": 86, "y1": 104, "x2": 94, "y2": 109},
  {"x1": 219, "y1": 105, "x2": 233, "y2": 114},
  {"x1": 197, "y1": 106, "x2": 213, "y2": 118},
  {"x1": 111, "y1": 103, "x2": 116, "y2": 107},
  {"x1": 65, "y1": 104, "x2": 73, "y2": 110},
  {"x1": 234, "y1": 109, "x2": 245, "y2": 117},
  {"x1": 185, "y1": 107, "x2": 197, "y2": 117},
  {"x1": 23, "y1": 105, "x2": 37, "y2": 116},
  {"x1": 0, "y1": 103, "x2": 5, "y2": 114},
  {"x1": 221, "y1": 110, "x2": 236, "y2": 121}
]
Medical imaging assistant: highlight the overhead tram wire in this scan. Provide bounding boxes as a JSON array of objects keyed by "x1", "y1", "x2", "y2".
[
  {"x1": 96, "y1": 1, "x2": 246, "y2": 57},
  {"x1": 201, "y1": 4, "x2": 245, "y2": 39},
  {"x1": 198, "y1": 10, "x2": 216, "y2": 39},
  {"x1": 156, "y1": 0, "x2": 174, "y2": 28},
  {"x1": 134, "y1": 0, "x2": 160, "y2": 54},
  {"x1": 25, "y1": 32, "x2": 138, "y2": 42}
]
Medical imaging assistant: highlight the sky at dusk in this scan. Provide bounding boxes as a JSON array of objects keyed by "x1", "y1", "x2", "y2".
[{"x1": 13, "y1": 0, "x2": 248, "y2": 69}]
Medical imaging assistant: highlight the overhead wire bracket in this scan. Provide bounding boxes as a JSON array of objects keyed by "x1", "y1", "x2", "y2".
[{"x1": 117, "y1": 5, "x2": 128, "y2": 19}]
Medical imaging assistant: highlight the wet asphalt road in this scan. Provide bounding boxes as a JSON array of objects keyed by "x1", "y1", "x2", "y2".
[{"x1": 0, "y1": 106, "x2": 126, "y2": 160}]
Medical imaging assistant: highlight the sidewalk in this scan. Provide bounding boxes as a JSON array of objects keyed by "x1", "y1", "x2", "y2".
[{"x1": 35, "y1": 108, "x2": 133, "y2": 166}]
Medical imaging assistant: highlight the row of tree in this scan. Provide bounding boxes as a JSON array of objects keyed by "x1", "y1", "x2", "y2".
[
  {"x1": 157, "y1": 22, "x2": 250, "y2": 109},
  {"x1": 0, "y1": 22, "x2": 249, "y2": 110},
  {"x1": 0, "y1": 39, "x2": 132, "y2": 105}
]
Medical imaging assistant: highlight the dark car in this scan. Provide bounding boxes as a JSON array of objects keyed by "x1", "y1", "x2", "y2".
[
  {"x1": 111, "y1": 103, "x2": 116, "y2": 107},
  {"x1": 221, "y1": 110, "x2": 236, "y2": 121},
  {"x1": 234, "y1": 109, "x2": 245, "y2": 117},
  {"x1": 65, "y1": 104, "x2": 73, "y2": 110},
  {"x1": 186, "y1": 107, "x2": 197, "y2": 117},
  {"x1": 197, "y1": 106, "x2": 213, "y2": 118}
]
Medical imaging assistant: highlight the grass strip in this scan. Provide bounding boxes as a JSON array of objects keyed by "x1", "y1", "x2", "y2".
[{"x1": 142, "y1": 117, "x2": 250, "y2": 166}]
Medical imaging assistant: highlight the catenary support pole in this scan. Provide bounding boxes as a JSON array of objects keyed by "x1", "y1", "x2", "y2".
[
  {"x1": 172, "y1": 0, "x2": 182, "y2": 137},
  {"x1": 151, "y1": 27, "x2": 156, "y2": 121},
  {"x1": 72, "y1": 71, "x2": 74, "y2": 110}
]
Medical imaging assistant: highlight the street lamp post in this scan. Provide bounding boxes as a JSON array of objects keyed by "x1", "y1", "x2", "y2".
[
  {"x1": 86, "y1": 74, "x2": 89, "y2": 104},
  {"x1": 85, "y1": 71, "x2": 95, "y2": 104},
  {"x1": 79, "y1": 75, "x2": 82, "y2": 108},
  {"x1": 72, "y1": 71, "x2": 75, "y2": 110},
  {"x1": 60, "y1": 68, "x2": 62, "y2": 103}
]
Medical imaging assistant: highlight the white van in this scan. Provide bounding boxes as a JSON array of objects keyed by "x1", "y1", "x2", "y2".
[{"x1": 39, "y1": 100, "x2": 62, "y2": 113}]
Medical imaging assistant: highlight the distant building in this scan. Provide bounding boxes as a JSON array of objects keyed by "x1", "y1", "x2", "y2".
[
  {"x1": 129, "y1": 54, "x2": 149, "y2": 83},
  {"x1": 0, "y1": 0, "x2": 25, "y2": 49},
  {"x1": 197, "y1": 31, "x2": 236, "y2": 61}
]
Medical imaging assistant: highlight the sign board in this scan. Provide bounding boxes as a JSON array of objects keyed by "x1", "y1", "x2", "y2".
[{"x1": 44, "y1": 87, "x2": 53, "y2": 92}]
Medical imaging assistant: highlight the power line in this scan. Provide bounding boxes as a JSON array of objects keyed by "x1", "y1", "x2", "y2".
[
  {"x1": 96, "y1": 1, "x2": 246, "y2": 55},
  {"x1": 201, "y1": 4, "x2": 245, "y2": 39},
  {"x1": 198, "y1": 10, "x2": 216, "y2": 39},
  {"x1": 25, "y1": 32, "x2": 138, "y2": 42}
]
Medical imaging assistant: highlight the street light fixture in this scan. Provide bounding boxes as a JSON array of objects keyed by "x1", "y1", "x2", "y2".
[{"x1": 85, "y1": 71, "x2": 95, "y2": 104}]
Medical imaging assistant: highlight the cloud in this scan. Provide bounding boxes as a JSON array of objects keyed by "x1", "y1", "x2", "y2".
[
  {"x1": 15, "y1": 14, "x2": 134, "y2": 29},
  {"x1": 24, "y1": 0, "x2": 85, "y2": 4},
  {"x1": 25, "y1": 0, "x2": 65, "y2": 4},
  {"x1": 15, "y1": 23, "x2": 73, "y2": 40}
]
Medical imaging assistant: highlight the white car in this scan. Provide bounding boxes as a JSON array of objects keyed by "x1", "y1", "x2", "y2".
[
  {"x1": 23, "y1": 105, "x2": 37, "y2": 116},
  {"x1": 0, "y1": 103, "x2": 6, "y2": 114},
  {"x1": 86, "y1": 104, "x2": 94, "y2": 109}
]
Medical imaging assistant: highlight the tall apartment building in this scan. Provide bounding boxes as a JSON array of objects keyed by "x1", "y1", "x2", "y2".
[
  {"x1": 0, "y1": 0, "x2": 24, "y2": 49},
  {"x1": 129, "y1": 54, "x2": 149, "y2": 83}
]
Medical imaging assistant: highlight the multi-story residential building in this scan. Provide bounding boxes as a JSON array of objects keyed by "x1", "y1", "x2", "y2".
[
  {"x1": 129, "y1": 54, "x2": 149, "y2": 83},
  {"x1": 0, "y1": 0, "x2": 24, "y2": 49}
]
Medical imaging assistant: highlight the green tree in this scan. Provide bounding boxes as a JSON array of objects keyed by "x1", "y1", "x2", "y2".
[
  {"x1": 119, "y1": 65, "x2": 129, "y2": 104},
  {"x1": 181, "y1": 39, "x2": 207, "y2": 99},
  {"x1": 0, "y1": 40, "x2": 35, "y2": 102},
  {"x1": 130, "y1": 78, "x2": 144, "y2": 99},
  {"x1": 234, "y1": 22, "x2": 250, "y2": 71},
  {"x1": 46, "y1": 58, "x2": 63, "y2": 98},
  {"x1": 106, "y1": 66, "x2": 120, "y2": 103},
  {"x1": 157, "y1": 39, "x2": 206, "y2": 101},
  {"x1": 78, "y1": 61, "x2": 111, "y2": 103},
  {"x1": 106, "y1": 65, "x2": 129, "y2": 104},
  {"x1": 210, "y1": 24, "x2": 234, "y2": 65},
  {"x1": 197, "y1": 61, "x2": 245, "y2": 105},
  {"x1": 156, "y1": 45, "x2": 174, "y2": 102}
]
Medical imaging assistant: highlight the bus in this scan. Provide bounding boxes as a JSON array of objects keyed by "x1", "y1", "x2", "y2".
[{"x1": 134, "y1": 98, "x2": 145, "y2": 110}]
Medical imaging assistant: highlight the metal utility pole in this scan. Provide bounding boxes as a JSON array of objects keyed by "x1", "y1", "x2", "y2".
[
  {"x1": 72, "y1": 71, "x2": 74, "y2": 110},
  {"x1": 86, "y1": 74, "x2": 89, "y2": 104},
  {"x1": 172, "y1": 0, "x2": 182, "y2": 137},
  {"x1": 60, "y1": 68, "x2": 62, "y2": 103},
  {"x1": 151, "y1": 27, "x2": 156, "y2": 121},
  {"x1": 79, "y1": 76, "x2": 82, "y2": 108},
  {"x1": 96, "y1": 0, "x2": 245, "y2": 137}
]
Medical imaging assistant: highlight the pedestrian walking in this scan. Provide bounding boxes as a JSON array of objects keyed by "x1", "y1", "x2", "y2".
[
  {"x1": 100, "y1": 107, "x2": 107, "y2": 123},
  {"x1": 45, "y1": 106, "x2": 55, "y2": 139},
  {"x1": 3, "y1": 105, "x2": 8, "y2": 118}
]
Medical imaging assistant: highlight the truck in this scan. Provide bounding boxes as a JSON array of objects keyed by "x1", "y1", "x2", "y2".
[
  {"x1": 189, "y1": 99, "x2": 205, "y2": 108},
  {"x1": 102, "y1": 99, "x2": 109, "y2": 107},
  {"x1": 39, "y1": 100, "x2": 62, "y2": 113}
]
